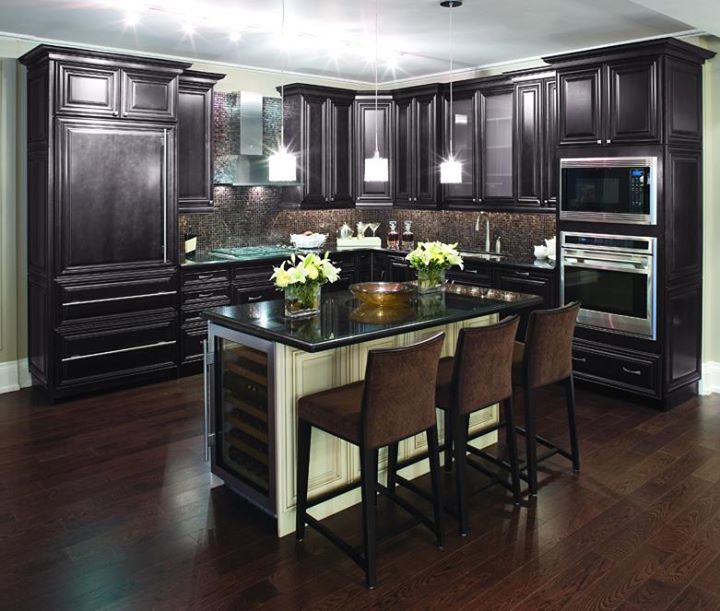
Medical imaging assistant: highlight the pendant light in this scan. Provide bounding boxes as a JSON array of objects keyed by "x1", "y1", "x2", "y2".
[
  {"x1": 269, "y1": 0, "x2": 297, "y2": 182},
  {"x1": 364, "y1": 0, "x2": 389, "y2": 183},
  {"x1": 439, "y1": 0, "x2": 463, "y2": 184}
]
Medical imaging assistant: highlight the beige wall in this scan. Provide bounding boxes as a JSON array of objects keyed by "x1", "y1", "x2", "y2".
[{"x1": 1, "y1": 33, "x2": 720, "y2": 379}]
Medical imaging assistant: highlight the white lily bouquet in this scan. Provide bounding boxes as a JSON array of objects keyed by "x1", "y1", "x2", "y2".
[
  {"x1": 405, "y1": 241, "x2": 464, "y2": 293},
  {"x1": 270, "y1": 252, "x2": 341, "y2": 317}
]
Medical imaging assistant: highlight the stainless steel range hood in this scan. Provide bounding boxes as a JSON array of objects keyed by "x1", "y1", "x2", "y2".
[{"x1": 219, "y1": 91, "x2": 300, "y2": 187}]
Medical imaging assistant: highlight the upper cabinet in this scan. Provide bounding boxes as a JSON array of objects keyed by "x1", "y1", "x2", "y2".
[
  {"x1": 283, "y1": 85, "x2": 355, "y2": 208},
  {"x1": 480, "y1": 85, "x2": 515, "y2": 204},
  {"x1": 441, "y1": 88, "x2": 479, "y2": 208},
  {"x1": 355, "y1": 95, "x2": 394, "y2": 206},
  {"x1": 546, "y1": 38, "x2": 714, "y2": 147},
  {"x1": 393, "y1": 86, "x2": 440, "y2": 208},
  {"x1": 514, "y1": 76, "x2": 557, "y2": 208},
  {"x1": 177, "y1": 70, "x2": 225, "y2": 214}
]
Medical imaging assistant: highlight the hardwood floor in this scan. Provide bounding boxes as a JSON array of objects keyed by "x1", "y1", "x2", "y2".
[{"x1": 1, "y1": 377, "x2": 719, "y2": 610}]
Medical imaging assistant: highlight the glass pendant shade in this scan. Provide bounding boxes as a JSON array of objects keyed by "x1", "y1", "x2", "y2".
[
  {"x1": 268, "y1": 147, "x2": 296, "y2": 182},
  {"x1": 364, "y1": 150, "x2": 389, "y2": 182},
  {"x1": 440, "y1": 156, "x2": 462, "y2": 184}
]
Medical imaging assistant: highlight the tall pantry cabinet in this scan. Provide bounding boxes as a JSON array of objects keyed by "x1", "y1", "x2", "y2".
[{"x1": 20, "y1": 45, "x2": 192, "y2": 401}]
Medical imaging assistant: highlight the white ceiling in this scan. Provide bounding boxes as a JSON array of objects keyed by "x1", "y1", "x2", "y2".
[{"x1": 0, "y1": 0, "x2": 712, "y2": 84}]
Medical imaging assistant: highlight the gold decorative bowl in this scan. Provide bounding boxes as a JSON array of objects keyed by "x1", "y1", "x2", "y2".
[{"x1": 349, "y1": 282, "x2": 415, "y2": 308}]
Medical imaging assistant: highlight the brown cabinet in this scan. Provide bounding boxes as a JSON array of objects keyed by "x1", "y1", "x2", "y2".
[
  {"x1": 56, "y1": 63, "x2": 121, "y2": 117},
  {"x1": 393, "y1": 86, "x2": 440, "y2": 208},
  {"x1": 121, "y1": 70, "x2": 177, "y2": 121},
  {"x1": 354, "y1": 95, "x2": 393, "y2": 206},
  {"x1": 441, "y1": 91, "x2": 478, "y2": 208},
  {"x1": 480, "y1": 86, "x2": 515, "y2": 203},
  {"x1": 177, "y1": 71, "x2": 224, "y2": 213},
  {"x1": 283, "y1": 85, "x2": 355, "y2": 208},
  {"x1": 557, "y1": 67, "x2": 603, "y2": 146}
]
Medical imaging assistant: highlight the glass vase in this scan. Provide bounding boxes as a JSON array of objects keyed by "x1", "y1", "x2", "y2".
[
  {"x1": 416, "y1": 268, "x2": 446, "y2": 294},
  {"x1": 284, "y1": 282, "x2": 322, "y2": 318}
]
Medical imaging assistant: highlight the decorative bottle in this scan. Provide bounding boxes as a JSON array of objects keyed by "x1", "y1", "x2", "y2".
[
  {"x1": 387, "y1": 220, "x2": 400, "y2": 250},
  {"x1": 401, "y1": 220, "x2": 414, "y2": 251}
]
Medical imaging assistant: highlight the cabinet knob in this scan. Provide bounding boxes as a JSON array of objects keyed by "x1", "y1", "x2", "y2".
[
  {"x1": 477, "y1": 198, "x2": 483, "y2": 203},
  {"x1": 596, "y1": 139, "x2": 602, "y2": 145},
  {"x1": 543, "y1": 199, "x2": 549, "y2": 205},
  {"x1": 606, "y1": 139, "x2": 612, "y2": 144}
]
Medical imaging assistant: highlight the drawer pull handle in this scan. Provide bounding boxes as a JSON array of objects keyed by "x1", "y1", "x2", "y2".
[
  {"x1": 247, "y1": 295, "x2": 263, "y2": 302},
  {"x1": 572, "y1": 356, "x2": 587, "y2": 363},
  {"x1": 196, "y1": 293, "x2": 215, "y2": 299},
  {"x1": 64, "y1": 291, "x2": 176, "y2": 306},
  {"x1": 62, "y1": 340, "x2": 176, "y2": 362},
  {"x1": 515, "y1": 271, "x2": 531, "y2": 277},
  {"x1": 197, "y1": 274, "x2": 216, "y2": 280},
  {"x1": 465, "y1": 269, "x2": 479, "y2": 275},
  {"x1": 622, "y1": 366, "x2": 642, "y2": 376}
]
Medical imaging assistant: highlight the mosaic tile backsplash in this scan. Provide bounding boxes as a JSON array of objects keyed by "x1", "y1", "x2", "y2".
[{"x1": 179, "y1": 92, "x2": 556, "y2": 258}]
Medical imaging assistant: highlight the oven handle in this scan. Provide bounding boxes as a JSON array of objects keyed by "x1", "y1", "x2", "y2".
[
  {"x1": 562, "y1": 249, "x2": 651, "y2": 265},
  {"x1": 563, "y1": 259, "x2": 650, "y2": 274}
]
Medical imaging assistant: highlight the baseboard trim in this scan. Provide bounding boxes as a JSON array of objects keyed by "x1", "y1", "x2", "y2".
[
  {"x1": 700, "y1": 361, "x2": 720, "y2": 396},
  {"x1": 0, "y1": 358, "x2": 31, "y2": 394}
]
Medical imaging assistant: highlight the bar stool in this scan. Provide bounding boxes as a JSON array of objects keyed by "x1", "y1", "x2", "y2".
[
  {"x1": 431, "y1": 316, "x2": 522, "y2": 536},
  {"x1": 513, "y1": 302, "x2": 581, "y2": 496},
  {"x1": 295, "y1": 333, "x2": 445, "y2": 589}
]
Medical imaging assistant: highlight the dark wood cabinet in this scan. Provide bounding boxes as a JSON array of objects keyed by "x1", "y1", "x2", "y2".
[
  {"x1": 542, "y1": 78, "x2": 558, "y2": 206},
  {"x1": 177, "y1": 71, "x2": 224, "y2": 213},
  {"x1": 441, "y1": 91, "x2": 478, "y2": 207},
  {"x1": 121, "y1": 70, "x2": 177, "y2": 121},
  {"x1": 665, "y1": 57, "x2": 704, "y2": 145},
  {"x1": 20, "y1": 44, "x2": 190, "y2": 401},
  {"x1": 56, "y1": 118, "x2": 175, "y2": 274},
  {"x1": 57, "y1": 63, "x2": 121, "y2": 117},
  {"x1": 606, "y1": 58, "x2": 659, "y2": 144},
  {"x1": 557, "y1": 67, "x2": 603, "y2": 145},
  {"x1": 480, "y1": 86, "x2": 515, "y2": 203},
  {"x1": 393, "y1": 87, "x2": 440, "y2": 208},
  {"x1": 354, "y1": 95, "x2": 393, "y2": 206},
  {"x1": 283, "y1": 85, "x2": 355, "y2": 208}
]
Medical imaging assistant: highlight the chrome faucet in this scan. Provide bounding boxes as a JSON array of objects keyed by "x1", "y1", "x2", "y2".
[{"x1": 475, "y1": 212, "x2": 491, "y2": 252}]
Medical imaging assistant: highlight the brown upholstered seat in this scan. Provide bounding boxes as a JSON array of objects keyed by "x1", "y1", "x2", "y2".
[
  {"x1": 296, "y1": 332, "x2": 446, "y2": 589},
  {"x1": 298, "y1": 381, "x2": 364, "y2": 444},
  {"x1": 512, "y1": 301, "x2": 581, "y2": 496},
  {"x1": 425, "y1": 316, "x2": 521, "y2": 534}
]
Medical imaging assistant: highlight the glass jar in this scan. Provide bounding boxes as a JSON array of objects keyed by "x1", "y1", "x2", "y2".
[
  {"x1": 416, "y1": 267, "x2": 446, "y2": 294},
  {"x1": 284, "y1": 282, "x2": 322, "y2": 318},
  {"x1": 387, "y1": 220, "x2": 400, "y2": 250},
  {"x1": 401, "y1": 220, "x2": 414, "y2": 250}
]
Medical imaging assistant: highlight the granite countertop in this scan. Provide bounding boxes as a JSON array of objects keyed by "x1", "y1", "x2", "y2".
[
  {"x1": 180, "y1": 246, "x2": 556, "y2": 270},
  {"x1": 202, "y1": 288, "x2": 542, "y2": 352}
]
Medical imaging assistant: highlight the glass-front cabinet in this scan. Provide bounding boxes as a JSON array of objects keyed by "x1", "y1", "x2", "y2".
[{"x1": 480, "y1": 87, "x2": 515, "y2": 202}]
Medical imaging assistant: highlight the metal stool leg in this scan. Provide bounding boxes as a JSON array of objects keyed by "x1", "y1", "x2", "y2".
[
  {"x1": 360, "y1": 445, "x2": 378, "y2": 589},
  {"x1": 426, "y1": 426, "x2": 445, "y2": 548},
  {"x1": 453, "y1": 412, "x2": 470, "y2": 536},
  {"x1": 564, "y1": 375, "x2": 581, "y2": 472},
  {"x1": 296, "y1": 420, "x2": 312, "y2": 540},
  {"x1": 524, "y1": 381, "x2": 539, "y2": 496},
  {"x1": 503, "y1": 397, "x2": 522, "y2": 505}
]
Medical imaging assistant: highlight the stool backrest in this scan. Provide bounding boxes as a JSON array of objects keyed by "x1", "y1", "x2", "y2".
[
  {"x1": 453, "y1": 315, "x2": 519, "y2": 415},
  {"x1": 524, "y1": 301, "x2": 580, "y2": 388},
  {"x1": 361, "y1": 332, "x2": 445, "y2": 449}
]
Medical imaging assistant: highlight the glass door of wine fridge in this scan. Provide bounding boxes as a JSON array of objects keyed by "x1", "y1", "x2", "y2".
[{"x1": 204, "y1": 323, "x2": 276, "y2": 515}]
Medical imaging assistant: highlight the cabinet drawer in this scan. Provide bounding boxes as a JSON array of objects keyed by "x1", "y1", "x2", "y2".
[
  {"x1": 233, "y1": 285, "x2": 278, "y2": 305},
  {"x1": 572, "y1": 343, "x2": 659, "y2": 396},
  {"x1": 493, "y1": 269, "x2": 553, "y2": 303},
  {"x1": 121, "y1": 71, "x2": 177, "y2": 120},
  {"x1": 181, "y1": 325, "x2": 207, "y2": 364},
  {"x1": 58, "y1": 273, "x2": 177, "y2": 323},
  {"x1": 182, "y1": 285, "x2": 232, "y2": 307},
  {"x1": 57, "y1": 63, "x2": 120, "y2": 117},
  {"x1": 182, "y1": 267, "x2": 231, "y2": 287},
  {"x1": 59, "y1": 317, "x2": 177, "y2": 384},
  {"x1": 233, "y1": 265, "x2": 277, "y2": 285},
  {"x1": 447, "y1": 267, "x2": 492, "y2": 286}
]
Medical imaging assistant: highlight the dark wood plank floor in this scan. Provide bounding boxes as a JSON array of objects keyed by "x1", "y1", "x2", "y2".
[{"x1": 1, "y1": 377, "x2": 719, "y2": 610}]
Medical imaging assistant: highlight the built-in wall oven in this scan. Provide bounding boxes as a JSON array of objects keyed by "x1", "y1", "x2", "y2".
[
  {"x1": 560, "y1": 157, "x2": 657, "y2": 224},
  {"x1": 560, "y1": 232, "x2": 657, "y2": 339}
]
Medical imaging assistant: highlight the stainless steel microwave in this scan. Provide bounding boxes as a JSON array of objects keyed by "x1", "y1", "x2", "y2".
[{"x1": 559, "y1": 157, "x2": 657, "y2": 225}]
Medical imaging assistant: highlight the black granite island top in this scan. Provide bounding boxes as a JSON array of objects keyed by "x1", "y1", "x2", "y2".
[{"x1": 202, "y1": 287, "x2": 542, "y2": 353}]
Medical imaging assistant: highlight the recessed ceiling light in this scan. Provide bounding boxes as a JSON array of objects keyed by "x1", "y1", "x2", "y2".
[
  {"x1": 124, "y1": 11, "x2": 140, "y2": 27},
  {"x1": 228, "y1": 31, "x2": 241, "y2": 42},
  {"x1": 182, "y1": 22, "x2": 195, "y2": 36}
]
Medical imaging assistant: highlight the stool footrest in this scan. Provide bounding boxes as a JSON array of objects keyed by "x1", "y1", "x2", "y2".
[
  {"x1": 304, "y1": 515, "x2": 365, "y2": 569},
  {"x1": 465, "y1": 456, "x2": 516, "y2": 494},
  {"x1": 516, "y1": 428, "x2": 574, "y2": 463},
  {"x1": 465, "y1": 445, "x2": 512, "y2": 471},
  {"x1": 306, "y1": 481, "x2": 360, "y2": 509},
  {"x1": 377, "y1": 482, "x2": 437, "y2": 534}
]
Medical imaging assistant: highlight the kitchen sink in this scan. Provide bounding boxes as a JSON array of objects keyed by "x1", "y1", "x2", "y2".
[{"x1": 458, "y1": 250, "x2": 507, "y2": 261}]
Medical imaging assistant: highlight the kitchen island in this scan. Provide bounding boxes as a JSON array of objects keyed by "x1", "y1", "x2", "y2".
[{"x1": 202, "y1": 287, "x2": 541, "y2": 537}]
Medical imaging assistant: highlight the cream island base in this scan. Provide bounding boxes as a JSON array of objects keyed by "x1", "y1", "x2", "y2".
[{"x1": 201, "y1": 289, "x2": 540, "y2": 537}]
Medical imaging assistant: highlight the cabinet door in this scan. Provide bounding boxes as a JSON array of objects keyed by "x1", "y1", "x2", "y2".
[
  {"x1": 394, "y1": 97, "x2": 414, "y2": 205},
  {"x1": 57, "y1": 63, "x2": 120, "y2": 118},
  {"x1": 515, "y1": 81, "x2": 542, "y2": 207},
  {"x1": 355, "y1": 97, "x2": 392, "y2": 206},
  {"x1": 558, "y1": 67, "x2": 603, "y2": 145},
  {"x1": 301, "y1": 95, "x2": 328, "y2": 207},
  {"x1": 388, "y1": 257, "x2": 413, "y2": 282},
  {"x1": 327, "y1": 97, "x2": 354, "y2": 207},
  {"x1": 177, "y1": 82, "x2": 214, "y2": 212},
  {"x1": 56, "y1": 119, "x2": 173, "y2": 273},
  {"x1": 415, "y1": 96, "x2": 439, "y2": 207},
  {"x1": 480, "y1": 88, "x2": 514, "y2": 202},
  {"x1": 665, "y1": 58, "x2": 703, "y2": 145},
  {"x1": 606, "y1": 59, "x2": 659, "y2": 144},
  {"x1": 121, "y1": 70, "x2": 177, "y2": 121},
  {"x1": 442, "y1": 93, "x2": 477, "y2": 207},
  {"x1": 542, "y1": 78, "x2": 558, "y2": 207}
]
